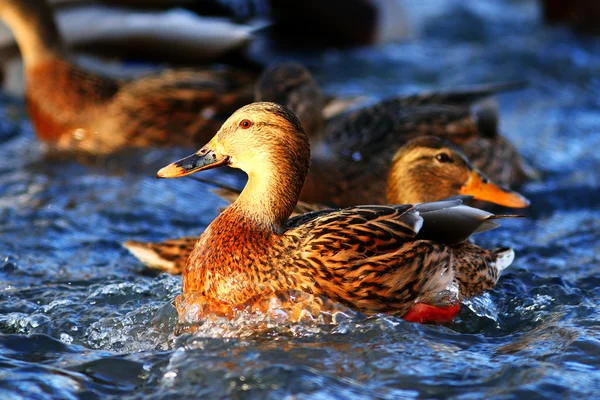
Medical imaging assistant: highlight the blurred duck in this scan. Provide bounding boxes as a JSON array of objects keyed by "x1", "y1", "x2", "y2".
[
  {"x1": 125, "y1": 135, "x2": 529, "y2": 275},
  {"x1": 0, "y1": 0, "x2": 258, "y2": 65},
  {"x1": 0, "y1": 0, "x2": 257, "y2": 154},
  {"x1": 325, "y1": 87, "x2": 538, "y2": 193},
  {"x1": 146, "y1": 102, "x2": 517, "y2": 324},
  {"x1": 255, "y1": 64, "x2": 538, "y2": 194}
]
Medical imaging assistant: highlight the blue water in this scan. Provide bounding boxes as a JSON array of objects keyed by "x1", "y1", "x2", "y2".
[{"x1": 1, "y1": 1, "x2": 600, "y2": 398}]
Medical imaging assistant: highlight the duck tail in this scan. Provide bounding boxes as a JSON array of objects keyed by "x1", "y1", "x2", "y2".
[
  {"x1": 452, "y1": 243, "x2": 515, "y2": 297},
  {"x1": 445, "y1": 80, "x2": 528, "y2": 103},
  {"x1": 123, "y1": 238, "x2": 195, "y2": 275},
  {"x1": 493, "y1": 247, "x2": 515, "y2": 272}
]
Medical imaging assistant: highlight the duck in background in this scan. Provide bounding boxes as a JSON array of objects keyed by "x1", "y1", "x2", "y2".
[
  {"x1": 150, "y1": 102, "x2": 518, "y2": 325},
  {"x1": 252, "y1": 64, "x2": 539, "y2": 201},
  {"x1": 317, "y1": 81, "x2": 539, "y2": 193},
  {"x1": 0, "y1": 0, "x2": 259, "y2": 67},
  {"x1": 0, "y1": 0, "x2": 259, "y2": 155},
  {"x1": 124, "y1": 135, "x2": 529, "y2": 275}
]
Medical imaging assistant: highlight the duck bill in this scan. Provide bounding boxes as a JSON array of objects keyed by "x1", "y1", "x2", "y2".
[
  {"x1": 157, "y1": 145, "x2": 229, "y2": 178},
  {"x1": 459, "y1": 170, "x2": 530, "y2": 208}
]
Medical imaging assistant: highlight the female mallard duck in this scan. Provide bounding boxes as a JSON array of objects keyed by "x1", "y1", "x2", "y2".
[
  {"x1": 255, "y1": 63, "x2": 538, "y2": 194},
  {"x1": 146, "y1": 102, "x2": 517, "y2": 324},
  {"x1": 318, "y1": 80, "x2": 539, "y2": 191},
  {"x1": 124, "y1": 135, "x2": 528, "y2": 275},
  {"x1": 0, "y1": 0, "x2": 256, "y2": 154}
]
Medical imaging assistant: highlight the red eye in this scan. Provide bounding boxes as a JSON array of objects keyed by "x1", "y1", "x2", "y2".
[{"x1": 240, "y1": 119, "x2": 252, "y2": 129}]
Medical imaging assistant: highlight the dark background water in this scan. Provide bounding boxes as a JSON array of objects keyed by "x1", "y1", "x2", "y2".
[{"x1": 1, "y1": 1, "x2": 600, "y2": 398}]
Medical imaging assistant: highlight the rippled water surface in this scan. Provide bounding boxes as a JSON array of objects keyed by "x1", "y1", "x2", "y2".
[{"x1": 1, "y1": 1, "x2": 600, "y2": 398}]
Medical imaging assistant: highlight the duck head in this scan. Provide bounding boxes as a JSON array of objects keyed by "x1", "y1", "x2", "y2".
[
  {"x1": 255, "y1": 63, "x2": 324, "y2": 139},
  {"x1": 158, "y1": 102, "x2": 311, "y2": 229},
  {"x1": 387, "y1": 136, "x2": 530, "y2": 208}
]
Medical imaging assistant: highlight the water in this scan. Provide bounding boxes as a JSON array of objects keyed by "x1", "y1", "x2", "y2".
[{"x1": 1, "y1": 0, "x2": 600, "y2": 398}]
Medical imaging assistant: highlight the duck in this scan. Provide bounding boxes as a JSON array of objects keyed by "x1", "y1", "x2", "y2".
[
  {"x1": 253, "y1": 63, "x2": 538, "y2": 200},
  {"x1": 318, "y1": 79, "x2": 540, "y2": 191},
  {"x1": 142, "y1": 102, "x2": 518, "y2": 325},
  {"x1": 0, "y1": 1, "x2": 258, "y2": 66},
  {"x1": 0, "y1": 0, "x2": 257, "y2": 154},
  {"x1": 124, "y1": 135, "x2": 529, "y2": 275}
]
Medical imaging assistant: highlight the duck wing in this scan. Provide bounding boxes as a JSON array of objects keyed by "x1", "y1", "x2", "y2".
[
  {"x1": 287, "y1": 204, "x2": 420, "y2": 255},
  {"x1": 283, "y1": 199, "x2": 496, "y2": 314},
  {"x1": 290, "y1": 196, "x2": 507, "y2": 250}
]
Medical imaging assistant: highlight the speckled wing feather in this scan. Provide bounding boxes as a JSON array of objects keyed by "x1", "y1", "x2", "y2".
[
  {"x1": 289, "y1": 197, "x2": 505, "y2": 250},
  {"x1": 288, "y1": 204, "x2": 420, "y2": 250},
  {"x1": 279, "y1": 198, "x2": 513, "y2": 313},
  {"x1": 282, "y1": 203, "x2": 447, "y2": 314}
]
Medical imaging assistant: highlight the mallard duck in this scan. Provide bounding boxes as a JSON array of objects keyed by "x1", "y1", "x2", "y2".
[
  {"x1": 253, "y1": 63, "x2": 538, "y2": 201},
  {"x1": 0, "y1": 0, "x2": 257, "y2": 154},
  {"x1": 143, "y1": 102, "x2": 517, "y2": 324},
  {"x1": 318, "y1": 80, "x2": 539, "y2": 191},
  {"x1": 124, "y1": 135, "x2": 529, "y2": 275},
  {"x1": 304, "y1": 135, "x2": 531, "y2": 208}
]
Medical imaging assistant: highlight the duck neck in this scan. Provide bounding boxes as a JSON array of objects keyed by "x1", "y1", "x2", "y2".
[
  {"x1": 231, "y1": 156, "x2": 309, "y2": 233},
  {"x1": 387, "y1": 165, "x2": 430, "y2": 204},
  {"x1": 2, "y1": 2, "x2": 66, "y2": 65},
  {"x1": 387, "y1": 165, "x2": 457, "y2": 204}
]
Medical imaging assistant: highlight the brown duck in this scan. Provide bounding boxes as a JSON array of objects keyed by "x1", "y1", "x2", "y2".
[
  {"x1": 124, "y1": 135, "x2": 528, "y2": 275},
  {"x1": 144, "y1": 102, "x2": 518, "y2": 324},
  {"x1": 255, "y1": 63, "x2": 539, "y2": 196},
  {"x1": 0, "y1": 0, "x2": 257, "y2": 154}
]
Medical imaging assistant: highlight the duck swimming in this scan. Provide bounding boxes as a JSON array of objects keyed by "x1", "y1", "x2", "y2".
[
  {"x1": 0, "y1": 0, "x2": 256, "y2": 154},
  {"x1": 255, "y1": 63, "x2": 538, "y2": 197},
  {"x1": 125, "y1": 135, "x2": 529, "y2": 275},
  {"x1": 149, "y1": 102, "x2": 517, "y2": 324}
]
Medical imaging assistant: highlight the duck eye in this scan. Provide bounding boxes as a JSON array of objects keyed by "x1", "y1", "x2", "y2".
[
  {"x1": 435, "y1": 153, "x2": 452, "y2": 163},
  {"x1": 239, "y1": 119, "x2": 252, "y2": 129}
]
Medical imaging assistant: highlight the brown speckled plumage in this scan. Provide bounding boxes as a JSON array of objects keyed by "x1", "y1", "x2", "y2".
[
  {"x1": 141, "y1": 102, "x2": 516, "y2": 323},
  {"x1": 2, "y1": 0, "x2": 256, "y2": 154}
]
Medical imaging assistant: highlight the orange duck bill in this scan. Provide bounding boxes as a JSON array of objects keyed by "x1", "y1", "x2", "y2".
[
  {"x1": 157, "y1": 145, "x2": 230, "y2": 178},
  {"x1": 459, "y1": 170, "x2": 530, "y2": 208}
]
